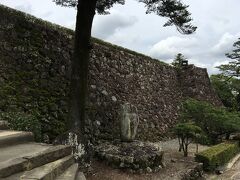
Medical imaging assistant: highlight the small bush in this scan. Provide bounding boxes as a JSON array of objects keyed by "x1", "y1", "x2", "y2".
[
  {"x1": 0, "y1": 111, "x2": 42, "y2": 141},
  {"x1": 196, "y1": 133, "x2": 211, "y2": 145},
  {"x1": 195, "y1": 141, "x2": 240, "y2": 171}
]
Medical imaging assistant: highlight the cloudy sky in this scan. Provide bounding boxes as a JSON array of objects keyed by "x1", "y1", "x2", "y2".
[{"x1": 1, "y1": 0, "x2": 240, "y2": 74}]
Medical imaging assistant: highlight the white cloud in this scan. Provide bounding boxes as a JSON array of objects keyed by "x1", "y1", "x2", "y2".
[
  {"x1": 92, "y1": 11, "x2": 138, "y2": 39},
  {"x1": 213, "y1": 60, "x2": 230, "y2": 68},
  {"x1": 149, "y1": 36, "x2": 198, "y2": 60},
  {"x1": 14, "y1": 4, "x2": 32, "y2": 14},
  {"x1": 211, "y1": 32, "x2": 240, "y2": 57}
]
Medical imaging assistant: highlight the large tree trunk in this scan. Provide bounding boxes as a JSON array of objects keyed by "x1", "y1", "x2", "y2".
[{"x1": 68, "y1": 0, "x2": 97, "y2": 159}]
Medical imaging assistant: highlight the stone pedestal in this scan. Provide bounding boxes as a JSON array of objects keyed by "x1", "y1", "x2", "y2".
[{"x1": 95, "y1": 140, "x2": 164, "y2": 173}]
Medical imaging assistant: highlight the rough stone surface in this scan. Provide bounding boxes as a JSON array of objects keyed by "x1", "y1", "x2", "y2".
[
  {"x1": 94, "y1": 140, "x2": 164, "y2": 172},
  {"x1": 20, "y1": 155, "x2": 74, "y2": 180},
  {"x1": 0, "y1": 120, "x2": 9, "y2": 130},
  {"x1": 0, "y1": 5, "x2": 222, "y2": 142},
  {"x1": 181, "y1": 163, "x2": 203, "y2": 180},
  {"x1": 56, "y1": 163, "x2": 78, "y2": 180},
  {"x1": 0, "y1": 130, "x2": 34, "y2": 147},
  {"x1": 0, "y1": 143, "x2": 72, "y2": 178}
]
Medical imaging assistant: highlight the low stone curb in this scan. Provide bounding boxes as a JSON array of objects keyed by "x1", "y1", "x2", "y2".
[
  {"x1": 226, "y1": 153, "x2": 240, "y2": 170},
  {"x1": 56, "y1": 163, "x2": 78, "y2": 180}
]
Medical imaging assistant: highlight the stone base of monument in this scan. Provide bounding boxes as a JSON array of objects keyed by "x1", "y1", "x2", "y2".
[{"x1": 94, "y1": 140, "x2": 164, "y2": 173}]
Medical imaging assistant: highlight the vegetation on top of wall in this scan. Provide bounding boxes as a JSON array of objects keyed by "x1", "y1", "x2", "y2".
[
  {"x1": 92, "y1": 38, "x2": 168, "y2": 66},
  {"x1": 171, "y1": 53, "x2": 188, "y2": 68},
  {"x1": 0, "y1": 5, "x2": 74, "y2": 37},
  {"x1": 0, "y1": 4, "x2": 168, "y2": 67},
  {"x1": 195, "y1": 141, "x2": 240, "y2": 171}
]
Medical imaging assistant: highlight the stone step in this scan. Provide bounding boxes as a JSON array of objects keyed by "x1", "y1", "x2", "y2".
[
  {"x1": 1, "y1": 172, "x2": 24, "y2": 180},
  {"x1": 0, "y1": 144, "x2": 72, "y2": 178},
  {"x1": 0, "y1": 130, "x2": 34, "y2": 147},
  {"x1": 56, "y1": 163, "x2": 78, "y2": 180},
  {"x1": 20, "y1": 155, "x2": 75, "y2": 180},
  {"x1": 1, "y1": 169, "x2": 87, "y2": 180},
  {"x1": 0, "y1": 121, "x2": 9, "y2": 130},
  {"x1": 76, "y1": 172, "x2": 87, "y2": 180}
]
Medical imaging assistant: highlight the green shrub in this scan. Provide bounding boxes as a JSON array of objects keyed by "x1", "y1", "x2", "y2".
[
  {"x1": 196, "y1": 133, "x2": 211, "y2": 145},
  {"x1": 195, "y1": 141, "x2": 240, "y2": 171},
  {"x1": 0, "y1": 111, "x2": 42, "y2": 141},
  {"x1": 181, "y1": 99, "x2": 240, "y2": 144}
]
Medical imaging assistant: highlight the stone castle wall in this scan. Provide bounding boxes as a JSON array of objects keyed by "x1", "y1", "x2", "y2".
[{"x1": 0, "y1": 5, "x2": 222, "y2": 142}]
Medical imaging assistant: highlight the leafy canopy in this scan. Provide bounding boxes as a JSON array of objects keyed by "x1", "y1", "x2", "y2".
[
  {"x1": 53, "y1": 0, "x2": 197, "y2": 34},
  {"x1": 217, "y1": 38, "x2": 240, "y2": 77},
  {"x1": 181, "y1": 99, "x2": 240, "y2": 143},
  {"x1": 171, "y1": 53, "x2": 187, "y2": 68},
  {"x1": 173, "y1": 122, "x2": 202, "y2": 138},
  {"x1": 210, "y1": 74, "x2": 240, "y2": 111}
]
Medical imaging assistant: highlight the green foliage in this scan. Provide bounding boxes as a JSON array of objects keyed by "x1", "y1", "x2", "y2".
[
  {"x1": 206, "y1": 38, "x2": 240, "y2": 111},
  {"x1": 210, "y1": 74, "x2": 240, "y2": 111},
  {"x1": 217, "y1": 38, "x2": 240, "y2": 77},
  {"x1": 173, "y1": 122, "x2": 202, "y2": 156},
  {"x1": 196, "y1": 133, "x2": 211, "y2": 145},
  {"x1": 173, "y1": 122, "x2": 202, "y2": 137},
  {"x1": 181, "y1": 99, "x2": 240, "y2": 144},
  {"x1": 195, "y1": 142, "x2": 240, "y2": 171},
  {"x1": 210, "y1": 75, "x2": 237, "y2": 110},
  {"x1": 171, "y1": 53, "x2": 187, "y2": 68},
  {"x1": 0, "y1": 111, "x2": 42, "y2": 141}
]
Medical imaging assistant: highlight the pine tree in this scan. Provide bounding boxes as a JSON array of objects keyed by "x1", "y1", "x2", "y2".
[
  {"x1": 172, "y1": 53, "x2": 187, "y2": 68},
  {"x1": 217, "y1": 38, "x2": 240, "y2": 77}
]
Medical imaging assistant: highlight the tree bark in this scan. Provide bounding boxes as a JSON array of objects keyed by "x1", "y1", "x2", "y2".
[
  {"x1": 196, "y1": 142, "x2": 199, "y2": 153},
  {"x1": 178, "y1": 137, "x2": 184, "y2": 152},
  {"x1": 183, "y1": 138, "x2": 189, "y2": 157},
  {"x1": 69, "y1": 0, "x2": 96, "y2": 145},
  {"x1": 183, "y1": 143, "x2": 188, "y2": 157},
  {"x1": 226, "y1": 133, "x2": 231, "y2": 140}
]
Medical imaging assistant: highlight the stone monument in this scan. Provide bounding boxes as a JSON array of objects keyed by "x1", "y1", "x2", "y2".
[
  {"x1": 94, "y1": 103, "x2": 164, "y2": 173},
  {"x1": 120, "y1": 103, "x2": 139, "y2": 142}
]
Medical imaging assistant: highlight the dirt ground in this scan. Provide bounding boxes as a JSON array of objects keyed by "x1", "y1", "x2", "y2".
[{"x1": 86, "y1": 139, "x2": 209, "y2": 180}]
